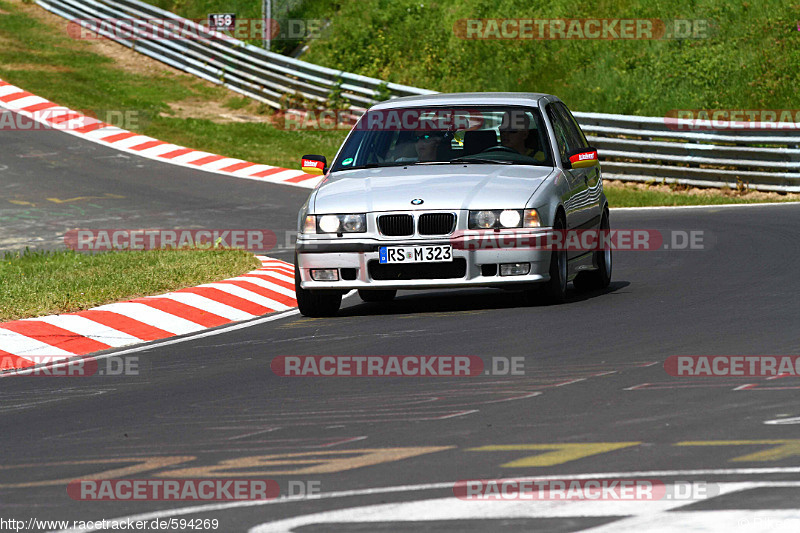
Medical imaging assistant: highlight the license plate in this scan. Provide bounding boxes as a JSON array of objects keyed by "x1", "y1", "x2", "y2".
[{"x1": 379, "y1": 245, "x2": 453, "y2": 264}]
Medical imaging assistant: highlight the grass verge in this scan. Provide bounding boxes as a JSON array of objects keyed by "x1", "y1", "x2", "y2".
[
  {"x1": 0, "y1": 248, "x2": 261, "y2": 321},
  {"x1": 603, "y1": 180, "x2": 800, "y2": 207}
]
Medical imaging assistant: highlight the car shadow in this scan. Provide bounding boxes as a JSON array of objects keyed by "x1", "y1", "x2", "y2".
[{"x1": 337, "y1": 280, "x2": 631, "y2": 317}]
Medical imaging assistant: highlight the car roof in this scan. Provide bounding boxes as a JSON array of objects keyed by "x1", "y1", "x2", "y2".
[{"x1": 369, "y1": 92, "x2": 558, "y2": 111}]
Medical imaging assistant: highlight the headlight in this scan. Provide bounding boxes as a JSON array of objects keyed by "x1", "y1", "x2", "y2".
[
  {"x1": 306, "y1": 214, "x2": 367, "y2": 234},
  {"x1": 499, "y1": 210, "x2": 521, "y2": 228},
  {"x1": 318, "y1": 215, "x2": 341, "y2": 233},
  {"x1": 470, "y1": 210, "x2": 497, "y2": 229},
  {"x1": 341, "y1": 214, "x2": 366, "y2": 232},
  {"x1": 469, "y1": 209, "x2": 540, "y2": 229}
]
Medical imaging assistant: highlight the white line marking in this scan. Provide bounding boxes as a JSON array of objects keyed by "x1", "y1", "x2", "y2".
[
  {"x1": 0, "y1": 328, "x2": 75, "y2": 357},
  {"x1": 32, "y1": 315, "x2": 142, "y2": 347},
  {"x1": 2, "y1": 308, "x2": 300, "y2": 379},
  {"x1": 227, "y1": 276, "x2": 296, "y2": 299},
  {"x1": 248, "y1": 271, "x2": 295, "y2": 284},
  {"x1": 103, "y1": 135, "x2": 155, "y2": 150},
  {"x1": 92, "y1": 303, "x2": 206, "y2": 335},
  {"x1": 431, "y1": 409, "x2": 479, "y2": 419},
  {"x1": 0, "y1": 86, "x2": 21, "y2": 97},
  {"x1": 199, "y1": 158, "x2": 246, "y2": 171},
  {"x1": 4, "y1": 95, "x2": 45, "y2": 110},
  {"x1": 583, "y1": 509, "x2": 800, "y2": 532},
  {"x1": 484, "y1": 391, "x2": 542, "y2": 404},
  {"x1": 612, "y1": 201, "x2": 800, "y2": 211},
  {"x1": 765, "y1": 416, "x2": 800, "y2": 425},
  {"x1": 170, "y1": 151, "x2": 215, "y2": 165},
  {"x1": 250, "y1": 483, "x2": 764, "y2": 533},
  {"x1": 151, "y1": 292, "x2": 256, "y2": 321},
  {"x1": 51, "y1": 471, "x2": 800, "y2": 533},
  {"x1": 197, "y1": 283, "x2": 291, "y2": 311}
]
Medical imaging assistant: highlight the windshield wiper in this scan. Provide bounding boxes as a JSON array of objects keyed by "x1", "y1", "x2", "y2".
[
  {"x1": 344, "y1": 162, "x2": 410, "y2": 170},
  {"x1": 449, "y1": 157, "x2": 514, "y2": 165}
]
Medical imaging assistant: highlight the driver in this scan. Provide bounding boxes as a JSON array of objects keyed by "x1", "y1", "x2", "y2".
[
  {"x1": 498, "y1": 112, "x2": 546, "y2": 162},
  {"x1": 499, "y1": 112, "x2": 531, "y2": 155},
  {"x1": 394, "y1": 130, "x2": 446, "y2": 162},
  {"x1": 413, "y1": 130, "x2": 445, "y2": 162}
]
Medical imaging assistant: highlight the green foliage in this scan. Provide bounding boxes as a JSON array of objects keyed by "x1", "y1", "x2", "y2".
[
  {"x1": 294, "y1": 0, "x2": 800, "y2": 114},
  {"x1": 374, "y1": 81, "x2": 392, "y2": 103}
]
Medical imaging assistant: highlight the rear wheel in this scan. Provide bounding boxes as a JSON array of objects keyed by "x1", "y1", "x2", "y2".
[
  {"x1": 358, "y1": 289, "x2": 397, "y2": 302},
  {"x1": 295, "y1": 262, "x2": 341, "y2": 317},
  {"x1": 573, "y1": 209, "x2": 612, "y2": 292}
]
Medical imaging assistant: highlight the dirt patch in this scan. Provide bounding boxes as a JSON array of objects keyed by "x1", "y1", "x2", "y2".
[
  {"x1": 8, "y1": 0, "x2": 189, "y2": 78},
  {"x1": 605, "y1": 179, "x2": 800, "y2": 202},
  {"x1": 163, "y1": 97, "x2": 281, "y2": 124}
]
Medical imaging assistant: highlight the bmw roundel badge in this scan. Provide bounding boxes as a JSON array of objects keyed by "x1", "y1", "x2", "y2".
[{"x1": 411, "y1": 198, "x2": 424, "y2": 205}]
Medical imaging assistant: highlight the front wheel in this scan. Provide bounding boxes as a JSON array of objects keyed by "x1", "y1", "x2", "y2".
[
  {"x1": 295, "y1": 263, "x2": 341, "y2": 317},
  {"x1": 540, "y1": 213, "x2": 568, "y2": 304},
  {"x1": 573, "y1": 209, "x2": 612, "y2": 292},
  {"x1": 524, "y1": 213, "x2": 567, "y2": 306}
]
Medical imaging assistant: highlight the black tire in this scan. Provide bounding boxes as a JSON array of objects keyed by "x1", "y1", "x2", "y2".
[
  {"x1": 540, "y1": 213, "x2": 568, "y2": 305},
  {"x1": 573, "y1": 209, "x2": 612, "y2": 292},
  {"x1": 358, "y1": 289, "x2": 397, "y2": 302},
  {"x1": 294, "y1": 262, "x2": 341, "y2": 317}
]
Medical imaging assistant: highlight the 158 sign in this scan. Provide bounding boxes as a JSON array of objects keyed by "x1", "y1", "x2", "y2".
[{"x1": 208, "y1": 13, "x2": 236, "y2": 32}]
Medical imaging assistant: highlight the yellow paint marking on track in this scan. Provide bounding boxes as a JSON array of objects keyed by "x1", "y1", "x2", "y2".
[
  {"x1": 0, "y1": 456, "x2": 194, "y2": 488},
  {"x1": 158, "y1": 447, "x2": 454, "y2": 477},
  {"x1": 675, "y1": 440, "x2": 800, "y2": 462},
  {"x1": 8, "y1": 200, "x2": 36, "y2": 206},
  {"x1": 468, "y1": 442, "x2": 641, "y2": 468},
  {"x1": 46, "y1": 193, "x2": 125, "y2": 204}
]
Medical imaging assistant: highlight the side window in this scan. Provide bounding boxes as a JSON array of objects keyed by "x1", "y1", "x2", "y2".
[
  {"x1": 556, "y1": 103, "x2": 590, "y2": 150},
  {"x1": 545, "y1": 104, "x2": 571, "y2": 165}
]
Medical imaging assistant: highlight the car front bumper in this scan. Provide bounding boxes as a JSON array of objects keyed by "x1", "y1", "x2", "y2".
[{"x1": 296, "y1": 229, "x2": 555, "y2": 291}]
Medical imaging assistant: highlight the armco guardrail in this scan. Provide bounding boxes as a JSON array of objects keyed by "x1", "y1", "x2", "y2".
[
  {"x1": 38, "y1": 0, "x2": 800, "y2": 192},
  {"x1": 573, "y1": 112, "x2": 800, "y2": 192},
  {"x1": 37, "y1": 0, "x2": 434, "y2": 110}
]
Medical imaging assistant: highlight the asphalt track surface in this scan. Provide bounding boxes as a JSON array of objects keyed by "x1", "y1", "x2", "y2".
[
  {"x1": 0, "y1": 125, "x2": 305, "y2": 257},
  {"x1": 2, "y1": 118, "x2": 800, "y2": 532}
]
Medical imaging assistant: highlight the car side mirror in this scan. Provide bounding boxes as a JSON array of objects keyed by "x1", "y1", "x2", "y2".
[
  {"x1": 301, "y1": 154, "x2": 327, "y2": 175},
  {"x1": 565, "y1": 147, "x2": 599, "y2": 169}
]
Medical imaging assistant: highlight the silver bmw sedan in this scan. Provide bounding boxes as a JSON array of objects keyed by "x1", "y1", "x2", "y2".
[{"x1": 294, "y1": 93, "x2": 611, "y2": 316}]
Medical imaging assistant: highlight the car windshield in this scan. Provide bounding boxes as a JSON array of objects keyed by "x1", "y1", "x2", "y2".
[{"x1": 330, "y1": 106, "x2": 553, "y2": 171}]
